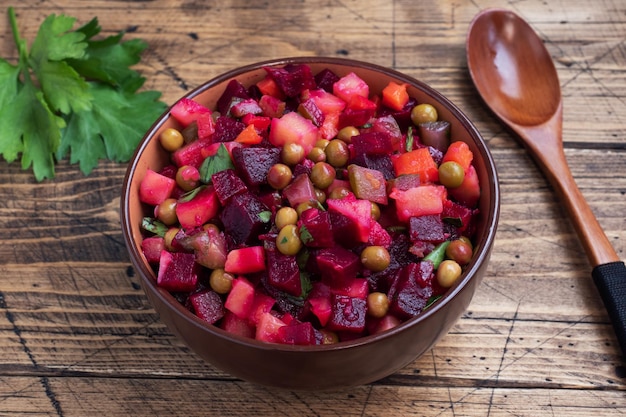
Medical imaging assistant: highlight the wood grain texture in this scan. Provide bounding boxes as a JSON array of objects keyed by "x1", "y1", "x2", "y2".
[{"x1": 1, "y1": 0, "x2": 625, "y2": 416}]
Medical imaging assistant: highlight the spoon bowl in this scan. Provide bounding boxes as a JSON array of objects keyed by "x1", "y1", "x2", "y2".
[
  {"x1": 467, "y1": 10, "x2": 561, "y2": 126},
  {"x1": 467, "y1": 8, "x2": 626, "y2": 359}
]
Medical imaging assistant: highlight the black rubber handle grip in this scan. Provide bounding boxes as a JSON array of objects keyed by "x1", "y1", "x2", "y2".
[{"x1": 592, "y1": 261, "x2": 626, "y2": 358}]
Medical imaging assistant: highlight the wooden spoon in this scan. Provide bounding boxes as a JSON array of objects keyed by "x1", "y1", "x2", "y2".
[{"x1": 466, "y1": 8, "x2": 626, "y2": 357}]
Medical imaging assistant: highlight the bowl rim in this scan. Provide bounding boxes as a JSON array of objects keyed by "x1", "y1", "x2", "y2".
[{"x1": 121, "y1": 56, "x2": 500, "y2": 353}]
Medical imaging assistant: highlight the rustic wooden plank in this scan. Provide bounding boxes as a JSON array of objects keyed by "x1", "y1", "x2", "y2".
[
  {"x1": 1, "y1": 0, "x2": 625, "y2": 415},
  {"x1": 1, "y1": 376, "x2": 625, "y2": 417}
]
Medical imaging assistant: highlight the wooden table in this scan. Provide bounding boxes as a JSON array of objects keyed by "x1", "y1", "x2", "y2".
[{"x1": 1, "y1": 1, "x2": 625, "y2": 415}]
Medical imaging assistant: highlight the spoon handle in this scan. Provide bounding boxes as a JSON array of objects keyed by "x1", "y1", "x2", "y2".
[
  {"x1": 593, "y1": 262, "x2": 626, "y2": 357},
  {"x1": 517, "y1": 115, "x2": 626, "y2": 358}
]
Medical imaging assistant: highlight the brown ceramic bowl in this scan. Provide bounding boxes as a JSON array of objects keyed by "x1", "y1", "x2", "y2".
[{"x1": 121, "y1": 57, "x2": 499, "y2": 390}]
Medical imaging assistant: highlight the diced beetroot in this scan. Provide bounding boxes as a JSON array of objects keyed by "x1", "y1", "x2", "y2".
[
  {"x1": 333, "y1": 72, "x2": 369, "y2": 103},
  {"x1": 224, "y1": 277, "x2": 256, "y2": 319},
  {"x1": 248, "y1": 292, "x2": 276, "y2": 325},
  {"x1": 268, "y1": 112, "x2": 320, "y2": 155},
  {"x1": 196, "y1": 112, "x2": 215, "y2": 141},
  {"x1": 326, "y1": 195, "x2": 372, "y2": 243},
  {"x1": 211, "y1": 169, "x2": 248, "y2": 205},
  {"x1": 409, "y1": 214, "x2": 448, "y2": 243},
  {"x1": 298, "y1": 208, "x2": 335, "y2": 248},
  {"x1": 220, "y1": 192, "x2": 270, "y2": 246},
  {"x1": 279, "y1": 321, "x2": 317, "y2": 345},
  {"x1": 217, "y1": 79, "x2": 251, "y2": 115},
  {"x1": 298, "y1": 98, "x2": 325, "y2": 127},
  {"x1": 175, "y1": 186, "x2": 220, "y2": 230},
  {"x1": 156, "y1": 250, "x2": 199, "y2": 292},
  {"x1": 264, "y1": 64, "x2": 316, "y2": 98},
  {"x1": 368, "y1": 220, "x2": 392, "y2": 248},
  {"x1": 258, "y1": 94, "x2": 286, "y2": 118},
  {"x1": 170, "y1": 98, "x2": 211, "y2": 128},
  {"x1": 141, "y1": 236, "x2": 164, "y2": 264},
  {"x1": 338, "y1": 96, "x2": 377, "y2": 129},
  {"x1": 230, "y1": 98, "x2": 263, "y2": 118},
  {"x1": 306, "y1": 89, "x2": 346, "y2": 115},
  {"x1": 282, "y1": 173, "x2": 317, "y2": 207},
  {"x1": 306, "y1": 282, "x2": 332, "y2": 326},
  {"x1": 352, "y1": 131, "x2": 394, "y2": 157},
  {"x1": 442, "y1": 199, "x2": 478, "y2": 235},
  {"x1": 225, "y1": 246, "x2": 266, "y2": 275},
  {"x1": 232, "y1": 146, "x2": 281, "y2": 187},
  {"x1": 389, "y1": 184, "x2": 446, "y2": 222},
  {"x1": 327, "y1": 294, "x2": 367, "y2": 333},
  {"x1": 139, "y1": 169, "x2": 176, "y2": 205},
  {"x1": 362, "y1": 115, "x2": 403, "y2": 150},
  {"x1": 172, "y1": 139, "x2": 217, "y2": 169},
  {"x1": 267, "y1": 249, "x2": 302, "y2": 296},
  {"x1": 448, "y1": 165, "x2": 480, "y2": 208},
  {"x1": 314, "y1": 68, "x2": 340, "y2": 92},
  {"x1": 212, "y1": 116, "x2": 246, "y2": 142},
  {"x1": 331, "y1": 277, "x2": 369, "y2": 299},
  {"x1": 189, "y1": 290, "x2": 225, "y2": 324},
  {"x1": 388, "y1": 262, "x2": 434, "y2": 319},
  {"x1": 316, "y1": 246, "x2": 360, "y2": 289},
  {"x1": 368, "y1": 314, "x2": 401, "y2": 335},
  {"x1": 221, "y1": 310, "x2": 255, "y2": 339},
  {"x1": 242, "y1": 113, "x2": 271, "y2": 132},
  {"x1": 351, "y1": 153, "x2": 395, "y2": 180},
  {"x1": 329, "y1": 211, "x2": 361, "y2": 248},
  {"x1": 255, "y1": 312, "x2": 287, "y2": 343}
]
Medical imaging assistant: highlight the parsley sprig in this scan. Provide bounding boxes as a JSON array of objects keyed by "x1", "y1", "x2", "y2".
[{"x1": 0, "y1": 7, "x2": 167, "y2": 180}]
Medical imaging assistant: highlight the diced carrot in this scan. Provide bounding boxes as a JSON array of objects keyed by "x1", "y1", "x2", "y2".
[
  {"x1": 442, "y1": 141, "x2": 473, "y2": 171},
  {"x1": 256, "y1": 75, "x2": 285, "y2": 99},
  {"x1": 382, "y1": 81, "x2": 409, "y2": 111},
  {"x1": 235, "y1": 124, "x2": 263, "y2": 144},
  {"x1": 391, "y1": 147, "x2": 439, "y2": 182}
]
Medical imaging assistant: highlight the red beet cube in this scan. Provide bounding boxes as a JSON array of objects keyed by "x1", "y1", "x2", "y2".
[
  {"x1": 213, "y1": 115, "x2": 246, "y2": 143},
  {"x1": 157, "y1": 251, "x2": 199, "y2": 292},
  {"x1": 388, "y1": 262, "x2": 434, "y2": 319},
  {"x1": 175, "y1": 185, "x2": 220, "y2": 230},
  {"x1": 189, "y1": 290, "x2": 225, "y2": 324},
  {"x1": 141, "y1": 236, "x2": 164, "y2": 264},
  {"x1": 306, "y1": 282, "x2": 332, "y2": 326},
  {"x1": 255, "y1": 312, "x2": 287, "y2": 343},
  {"x1": 327, "y1": 294, "x2": 367, "y2": 333},
  {"x1": 248, "y1": 293, "x2": 276, "y2": 325},
  {"x1": 224, "y1": 277, "x2": 256, "y2": 319},
  {"x1": 352, "y1": 131, "x2": 394, "y2": 157},
  {"x1": 279, "y1": 321, "x2": 317, "y2": 345},
  {"x1": 267, "y1": 249, "x2": 302, "y2": 297},
  {"x1": 139, "y1": 169, "x2": 176, "y2": 206},
  {"x1": 211, "y1": 169, "x2": 248, "y2": 205},
  {"x1": 232, "y1": 146, "x2": 281, "y2": 187},
  {"x1": 316, "y1": 246, "x2": 360, "y2": 289},
  {"x1": 220, "y1": 192, "x2": 270, "y2": 246},
  {"x1": 409, "y1": 214, "x2": 448, "y2": 243},
  {"x1": 221, "y1": 310, "x2": 255, "y2": 338},
  {"x1": 298, "y1": 208, "x2": 335, "y2": 248}
]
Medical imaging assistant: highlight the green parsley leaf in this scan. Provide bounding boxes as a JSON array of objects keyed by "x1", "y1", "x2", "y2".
[
  {"x1": 0, "y1": 7, "x2": 167, "y2": 180},
  {"x1": 141, "y1": 217, "x2": 168, "y2": 237},
  {"x1": 258, "y1": 211, "x2": 272, "y2": 223},
  {"x1": 405, "y1": 126, "x2": 415, "y2": 152},
  {"x1": 199, "y1": 144, "x2": 235, "y2": 183},
  {"x1": 299, "y1": 225, "x2": 314, "y2": 244},
  {"x1": 57, "y1": 82, "x2": 167, "y2": 174}
]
